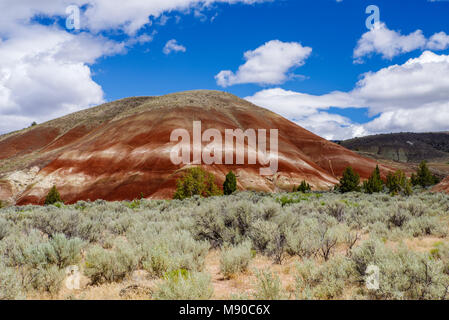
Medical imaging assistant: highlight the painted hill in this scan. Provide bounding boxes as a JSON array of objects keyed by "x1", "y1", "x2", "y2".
[{"x1": 0, "y1": 90, "x2": 390, "y2": 205}]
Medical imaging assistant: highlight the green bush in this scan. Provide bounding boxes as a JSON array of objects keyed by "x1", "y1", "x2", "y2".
[
  {"x1": 173, "y1": 167, "x2": 222, "y2": 200},
  {"x1": 0, "y1": 264, "x2": 24, "y2": 300},
  {"x1": 154, "y1": 271, "x2": 213, "y2": 300},
  {"x1": 84, "y1": 239, "x2": 138, "y2": 284},
  {"x1": 220, "y1": 241, "x2": 253, "y2": 278},
  {"x1": 30, "y1": 265, "x2": 65, "y2": 295},
  {"x1": 295, "y1": 256, "x2": 355, "y2": 299},
  {"x1": 293, "y1": 180, "x2": 311, "y2": 193},
  {"x1": 44, "y1": 186, "x2": 63, "y2": 205},
  {"x1": 363, "y1": 165, "x2": 384, "y2": 194},
  {"x1": 223, "y1": 171, "x2": 237, "y2": 195},
  {"x1": 338, "y1": 167, "x2": 361, "y2": 193},
  {"x1": 386, "y1": 170, "x2": 412, "y2": 196},
  {"x1": 253, "y1": 270, "x2": 286, "y2": 300},
  {"x1": 351, "y1": 238, "x2": 449, "y2": 299},
  {"x1": 411, "y1": 161, "x2": 440, "y2": 188}
]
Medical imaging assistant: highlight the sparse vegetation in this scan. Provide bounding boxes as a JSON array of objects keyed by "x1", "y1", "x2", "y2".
[
  {"x1": 220, "y1": 241, "x2": 253, "y2": 278},
  {"x1": 1, "y1": 190, "x2": 449, "y2": 300},
  {"x1": 154, "y1": 271, "x2": 214, "y2": 300}
]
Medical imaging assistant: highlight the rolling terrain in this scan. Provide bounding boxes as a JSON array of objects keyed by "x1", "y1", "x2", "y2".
[{"x1": 0, "y1": 90, "x2": 391, "y2": 205}]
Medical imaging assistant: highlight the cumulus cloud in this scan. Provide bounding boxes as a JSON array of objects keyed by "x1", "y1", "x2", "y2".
[
  {"x1": 0, "y1": 0, "x2": 269, "y2": 134},
  {"x1": 246, "y1": 51, "x2": 449, "y2": 140},
  {"x1": 215, "y1": 40, "x2": 312, "y2": 87},
  {"x1": 163, "y1": 39, "x2": 187, "y2": 54},
  {"x1": 354, "y1": 22, "x2": 449, "y2": 62}
]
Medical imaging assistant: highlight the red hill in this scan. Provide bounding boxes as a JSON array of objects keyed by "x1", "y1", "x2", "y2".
[{"x1": 0, "y1": 90, "x2": 391, "y2": 205}]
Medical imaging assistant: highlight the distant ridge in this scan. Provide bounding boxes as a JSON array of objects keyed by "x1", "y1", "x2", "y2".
[{"x1": 338, "y1": 132, "x2": 449, "y2": 163}]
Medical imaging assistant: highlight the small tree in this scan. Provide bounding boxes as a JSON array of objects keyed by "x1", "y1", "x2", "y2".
[
  {"x1": 294, "y1": 180, "x2": 311, "y2": 193},
  {"x1": 411, "y1": 161, "x2": 439, "y2": 188},
  {"x1": 338, "y1": 167, "x2": 361, "y2": 193},
  {"x1": 363, "y1": 165, "x2": 384, "y2": 194},
  {"x1": 45, "y1": 186, "x2": 63, "y2": 205},
  {"x1": 173, "y1": 167, "x2": 222, "y2": 200},
  {"x1": 386, "y1": 170, "x2": 412, "y2": 196},
  {"x1": 223, "y1": 171, "x2": 237, "y2": 195}
]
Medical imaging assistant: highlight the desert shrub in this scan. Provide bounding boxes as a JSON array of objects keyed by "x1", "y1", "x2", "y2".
[
  {"x1": 44, "y1": 186, "x2": 63, "y2": 205},
  {"x1": 386, "y1": 170, "x2": 412, "y2": 196},
  {"x1": 253, "y1": 270, "x2": 286, "y2": 300},
  {"x1": 220, "y1": 241, "x2": 253, "y2": 278},
  {"x1": 194, "y1": 199, "x2": 264, "y2": 248},
  {"x1": 285, "y1": 216, "x2": 321, "y2": 258},
  {"x1": 0, "y1": 217, "x2": 11, "y2": 240},
  {"x1": 351, "y1": 238, "x2": 449, "y2": 299},
  {"x1": 29, "y1": 265, "x2": 65, "y2": 295},
  {"x1": 139, "y1": 230, "x2": 209, "y2": 278},
  {"x1": 153, "y1": 271, "x2": 213, "y2": 300},
  {"x1": 325, "y1": 202, "x2": 346, "y2": 222},
  {"x1": 405, "y1": 216, "x2": 447, "y2": 237},
  {"x1": 223, "y1": 171, "x2": 237, "y2": 195},
  {"x1": 249, "y1": 220, "x2": 278, "y2": 253},
  {"x1": 293, "y1": 180, "x2": 311, "y2": 193},
  {"x1": 173, "y1": 167, "x2": 222, "y2": 200},
  {"x1": 47, "y1": 233, "x2": 84, "y2": 268},
  {"x1": 141, "y1": 245, "x2": 172, "y2": 278},
  {"x1": 0, "y1": 230, "x2": 45, "y2": 267},
  {"x1": 0, "y1": 264, "x2": 24, "y2": 300},
  {"x1": 295, "y1": 256, "x2": 355, "y2": 299},
  {"x1": 338, "y1": 167, "x2": 361, "y2": 193},
  {"x1": 31, "y1": 209, "x2": 80, "y2": 238},
  {"x1": 84, "y1": 239, "x2": 138, "y2": 284}
]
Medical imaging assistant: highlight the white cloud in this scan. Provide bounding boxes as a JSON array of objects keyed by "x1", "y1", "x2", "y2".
[
  {"x1": 246, "y1": 51, "x2": 449, "y2": 140},
  {"x1": 0, "y1": 0, "x2": 269, "y2": 134},
  {"x1": 163, "y1": 39, "x2": 187, "y2": 54},
  {"x1": 0, "y1": 25, "x2": 125, "y2": 133},
  {"x1": 354, "y1": 22, "x2": 449, "y2": 62},
  {"x1": 215, "y1": 40, "x2": 312, "y2": 87}
]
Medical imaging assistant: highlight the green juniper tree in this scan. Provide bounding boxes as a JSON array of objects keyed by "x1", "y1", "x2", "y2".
[
  {"x1": 363, "y1": 165, "x2": 384, "y2": 194},
  {"x1": 293, "y1": 180, "x2": 311, "y2": 193},
  {"x1": 44, "y1": 185, "x2": 63, "y2": 205},
  {"x1": 338, "y1": 167, "x2": 361, "y2": 193},
  {"x1": 386, "y1": 170, "x2": 412, "y2": 196},
  {"x1": 223, "y1": 171, "x2": 237, "y2": 195},
  {"x1": 411, "y1": 161, "x2": 440, "y2": 188}
]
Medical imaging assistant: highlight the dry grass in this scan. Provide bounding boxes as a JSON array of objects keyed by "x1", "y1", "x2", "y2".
[{"x1": 22, "y1": 234, "x2": 448, "y2": 300}]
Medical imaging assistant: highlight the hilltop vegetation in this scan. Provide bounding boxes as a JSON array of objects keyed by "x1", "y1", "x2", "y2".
[{"x1": 1, "y1": 190, "x2": 449, "y2": 300}]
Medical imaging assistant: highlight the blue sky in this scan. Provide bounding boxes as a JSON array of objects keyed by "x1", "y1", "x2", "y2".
[{"x1": 1, "y1": 0, "x2": 449, "y2": 139}]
